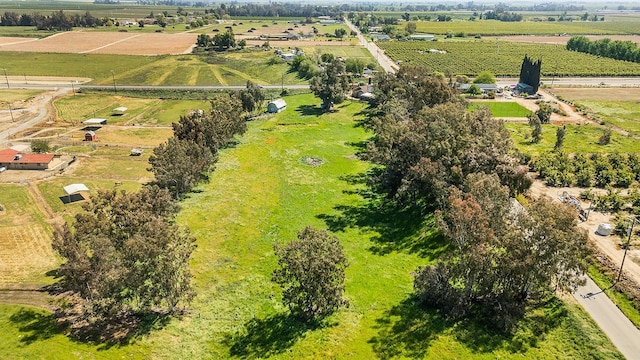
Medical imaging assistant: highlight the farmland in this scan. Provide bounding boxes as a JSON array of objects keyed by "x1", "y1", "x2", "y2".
[{"x1": 378, "y1": 40, "x2": 640, "y2": 76}]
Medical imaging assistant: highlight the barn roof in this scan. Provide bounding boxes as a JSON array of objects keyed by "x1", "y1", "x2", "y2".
[
  {"x1": 85, "y1": 131, "x2": 96, "y2": 136},
  {"x1": 113, "y1": 107, "x2": 128, "y2": 112},
  {"x1": 17, "y1": 154, "x2": 55, "y2": 164},
  {"x1": 0, "y1": 149, "x2": 19, "y2": 163},
  {"x1": 83, "y1": 118, "x2": 107, "y2": 125},
  {"x1": 269, "y1": 98, "x2": 287, "y2": 108},
  {"x1": 63, "y1": 183, "x2": 89, "y2": 195}
]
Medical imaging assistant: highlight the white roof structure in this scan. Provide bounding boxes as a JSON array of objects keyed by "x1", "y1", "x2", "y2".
[
  {"x1": 63, "y1": 183, "x2": 89, "y2": 195},
  {"x1": 83, "y1": 118, "x2": 107, "y2": 125},
  {"x1": 113, "y1": 107, "x2": 128, "y2": 113}
]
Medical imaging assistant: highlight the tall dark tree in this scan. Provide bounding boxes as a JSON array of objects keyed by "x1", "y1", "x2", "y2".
[
  {"x1": 148, "y1": 137, "x2": 214, "y2": 197},
  {"x1": 309, "y1": 58, "x2": 350, "y2": 111},
  {"x1": 238, "y1": 80, "x2": 265, "y2": 114},
  {"x1": 528, "y1": 113, "x2": 543, "y2": 143},
  {"x1": 272, "y1": 226, "x2": 349, "y2": 321},
  {"x1": 53, "y1": 186, "x2": 195, "y2": 322},
  {"x1": 172, "y1": 93, "x2": 245, "y2": 154},
  {"x1": 518, "y1": 55, "x2": 542, "y2": 93},
  {"x1": 414, "y1": 174, "x2": 590, "y2": 331}
]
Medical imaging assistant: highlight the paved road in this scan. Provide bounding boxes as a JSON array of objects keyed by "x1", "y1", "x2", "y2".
[
  {"x1": 343, "y1": 18, "x2": 399, "y2": 74},
  {"x1": 574, "y1": 277, "x2": 640, "y2": 360}
]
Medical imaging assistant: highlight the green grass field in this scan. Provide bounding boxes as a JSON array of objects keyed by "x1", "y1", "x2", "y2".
[
  {"x1": 0, "y1": 89, "x2": 45, "y2": 105},
  {"x1": 470, "y1": 101, "x2": 532, "y2": 117},
  {"x1": 505, "y1": 122, "x2": 639, "y2": 157},
  {"x1": 409, "y1": 18, "x2": 633, "y2": 36},
  {"x1": 0, "y1": 93, "x2": 625, "y2": 359},
  {"x1": 0, "y1": 51, "x2": 306, "y2": 86},
  {"x1": 573, "y1": 100, "x2": 640, "y2": 137}
]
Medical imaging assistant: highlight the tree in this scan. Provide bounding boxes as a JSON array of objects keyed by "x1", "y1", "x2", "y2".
[
  {"x1": 466, "y1": 84, "x2": 481, "y2": 95},
  {"x1": 554, "y1": 125, "x2": 566, "y2": 151},
  {"x1": 473, "y1": 70, "x2": 496, "y2": 84},
  {"x1": 414, "y1": 174, "x2": 590, "y2": 331},
  {"x1": 536, "y1": 102, "x2": 553, "y2": 124},
  {"x1": 528, "y1": 114, "x2": 543, "y2": 143},
  {"x1": 366, "y1": 102, "x2": 518, "y2": 205},
  {"x1": 148, "y1": 137, "x2": 214, "y2": 197},
  {"x1": 212, "y1": 29, "x2": 235, "y2": 50},
  {"x1": 320, "y1": 53, "x2": 334, "y2": 63},
  {"x1": 172, "y1": 93, "x2": 245, "y2": 154},
  {"x1": 309, "y1": 58, "x2": 349, "y2": 111},
  {"x1": 238, "y1": 80, "x2": 265, "y2": 114},
  {"x1": 334, "y1": 28, "x2": 347, "y2": 38},
  {"x1": 52, "y1": 186, "x2": 196, "y2": 323},
  {"x1": 272, "y1": 226, "x2": 348, "y2": 321},
  {"x1": 405, "y1": 21, "x2": 417, "y2": 34},
  {"x1": 345, "y1": 58, "x2": 365, "y2": 75},
  {"x1": 31, "y1": 139, "x2": 50, "y2": 153}
]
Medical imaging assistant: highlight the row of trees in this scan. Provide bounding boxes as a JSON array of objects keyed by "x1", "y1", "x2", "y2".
[
  {"x1": 533, "y1": 151, "x2": 640, "y2": 189},
  {"x1": 195, "y1": 30, "x2": 244, "y2": 51},
  {"x1": 365, "y1": 66, "x2": 589, "y2": 330},
  {"x1": 567, "y1": 36, "x2": 640, "y2": 64},
  {"x1": 0, "y1": 10, "x2": 103, "y2": 30},
  {"x1": 53, "y1": 85, "x2": 264, "y2": 336},
  {"x1": 149, "y1": 84, "x2": 263, "y2": 197}
]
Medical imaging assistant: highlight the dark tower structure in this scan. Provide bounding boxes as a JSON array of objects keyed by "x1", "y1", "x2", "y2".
[{"x1": 519, "y1": 55, "x2": 542, "y2": 93}]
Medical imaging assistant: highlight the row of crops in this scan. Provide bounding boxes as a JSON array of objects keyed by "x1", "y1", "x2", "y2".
[
  {"x1": 410, "y1": 19, "x2": 640, "y2": 36},
  {"x1": 378, "y1": 40, "x2": 640, "y2": 76}
]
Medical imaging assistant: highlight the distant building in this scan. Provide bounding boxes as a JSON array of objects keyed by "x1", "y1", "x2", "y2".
[
  {"x1": 267, "y1": 99, "x2": 287, "y2": 113},
  {"x1": 83, "y1": 118, "x2": 107, "y2": 125},
  {"x1": 85, "y1": 131, "x2": 97, "y2": 141},
  {"x1": 370, "y1": 33, "x2": 391, "y2": 41},
  {"x1": 0, "y1": 148, "x2": 56, "y2": 170},
  {"x1": 458, "y1": 83, "x2": 498, "y2": 94},
  {"x1": 409, "y1": 34, "x2": 435, "y2": 41}
]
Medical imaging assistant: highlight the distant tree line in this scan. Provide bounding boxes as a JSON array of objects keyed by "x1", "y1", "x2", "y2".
[
  {"x1": 202, "y1": 3, "x2": 360, "y2": 19},
  {"x1": 483, "y1": 10, "x2": 522, "y2": 21},
  {"x1": 0, "y1": 10, "x2": 103, "y2": 30},
  {"x1": 567, "y1": 36, "x2": 640, "y2": 63}
]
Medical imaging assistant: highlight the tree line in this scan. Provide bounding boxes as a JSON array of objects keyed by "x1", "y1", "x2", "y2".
[
  {"x1": 0, "y1": 10, "x2": 103, "y2": 30},
  {"x1": 364, "y1": 66, "x2": 589, "y2": 331},
  {"x1": 567, "y1": 36, "x2": 640, "y2": 64}
]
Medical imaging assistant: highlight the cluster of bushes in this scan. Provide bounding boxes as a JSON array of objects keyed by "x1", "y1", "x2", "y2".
[
  {"x1": 567, "y1": 36, "x2": 640, "y2": 64},
  {"x1": 533, "y1": 152, "x2": 640, "y2": 188}
]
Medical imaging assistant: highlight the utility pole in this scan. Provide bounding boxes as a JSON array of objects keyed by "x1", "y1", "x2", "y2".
[
  {"x1": 616, "y1": 217, "x2": 636, "y2": 283},
  {"x1": 110, "y1": 70, "x2": 117, "y2": 94},
  {"x1": 2, "y1": 68, "x2": 8, "y2": 88},
  {"x1": 8, "y1": 103, "x2": 14, "y2": 122}
]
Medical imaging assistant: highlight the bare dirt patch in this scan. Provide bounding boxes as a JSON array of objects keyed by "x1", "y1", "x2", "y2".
[
  {"x1": 0, "y1": 32, "x2": 198, "y2": 55},
  {"x1": 551, "y1": 87, "x2": 640, "y2": 102}
]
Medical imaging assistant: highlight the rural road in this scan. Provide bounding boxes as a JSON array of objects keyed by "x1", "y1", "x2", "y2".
[
  {"x1": 344, "y1": 18, "x2": 399, "y2": 74},
  {"x1": 574, "y1": 277, "x2": 640, "y2": 360}
]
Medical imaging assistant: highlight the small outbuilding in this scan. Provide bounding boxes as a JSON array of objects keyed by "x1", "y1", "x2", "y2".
[
  {"x1": 112, "y1": 107, "x2": 128, "y2": 115},
  {"x1": 63, "y1": 183, "x2": 89, "y2": 204},
  {"x1": 83, "y1": 118, "x2": 107, "y2": 125},
  {"x1": 85, "y1": 131, "x2": 96, "y2": 141},
  {"x1": 267, "y1": 99, "x2": 287, "y2": 113},
  {"x1": 130, "y1": 148, "x2": 144, "y2": 156}
]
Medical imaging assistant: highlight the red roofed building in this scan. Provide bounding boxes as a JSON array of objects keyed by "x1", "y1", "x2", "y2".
[
  {"x1": 0, "y1": 149, "x2": 56, "y2": 170},
  {"x1": 0, "y1": 149, "x2": 19, "y2": 167}
]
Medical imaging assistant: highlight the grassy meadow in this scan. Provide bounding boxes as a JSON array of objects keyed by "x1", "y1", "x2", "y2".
[
  {"x1": 0, "y1": 93, "x2": 625, "y2": 358},
  {"x1": 470, "y1": 101, "x2": 532, "y2": 117},
  {"x1": 505, "y1": 122, "x2": 639, "y2": 157}
]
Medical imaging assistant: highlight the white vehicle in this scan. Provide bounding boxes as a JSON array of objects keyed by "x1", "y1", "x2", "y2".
[{"x1": 0, "y1": 167, "x2": 6, "y2": 173}]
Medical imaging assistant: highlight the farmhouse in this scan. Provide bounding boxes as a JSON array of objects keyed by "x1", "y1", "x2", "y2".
[
  {"x1": 515, "y1": 82, "x2": 535, "y2": 95},
  {"x1": 0, "y1": 148, "x2": 56, "y2": 170},
  {"x1": 85, "y1": 131, "x2": 97, "y2": 141},
  {"x1": 458, "y1": 83, "x2": 498, "y2": 94},
  {"x1": 267, "y1": 99, "x2": 287, "y2": 113},
  {"x1": 83, "y1": 118, "x2": 107, "y2": 125}
]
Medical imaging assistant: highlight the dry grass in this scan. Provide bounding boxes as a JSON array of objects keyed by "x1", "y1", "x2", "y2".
[
  {"x1": 0, "y1": 227, "x2": 57, "y2": 285},
  {"x1": 551, "y1": 87, "x2": 640, "y2": 101}
]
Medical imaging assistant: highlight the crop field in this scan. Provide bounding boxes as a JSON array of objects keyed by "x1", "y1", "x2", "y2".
[
  {"x1": 505, "y1": 122, "x2": 639, "y2": 157},
  {"x1": 0, "y1": 51, "x2": 305, "y2": 86},
  {"x1": 0, "y1": 185, "x2": 56, "y2": 286},
  {"x1": 378, "y1": 40, "x2": 640, "y2": 76},
  {"x1": 550, "y1": 88, "x2": 640, "y2": 137},
  {"x1": 410, "y1": 19, "x2": 633, "y2": 36},
  {"x1": 470, "y1": 101, "x2": 532, "y2": 117}
]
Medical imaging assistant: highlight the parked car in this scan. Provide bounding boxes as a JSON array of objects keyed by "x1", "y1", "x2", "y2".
[{"x1": 0, "y1": 167, "x2": 6, "y2": 173}]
